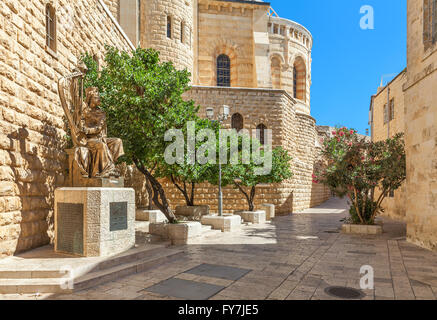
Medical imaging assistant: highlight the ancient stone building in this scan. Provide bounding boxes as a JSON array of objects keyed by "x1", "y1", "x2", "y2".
[
  {"x1": 403, "y1": 0, "x2": 437, "y2": 251},
  {"x1": 369, "y1": 0, "x2": 437, "y2": 251},
  {"x1": 0, "y1": 0, "x2": 330, "y2": 257},
  {"x1": 369, "y1": 69, "x2": 407, "y2": 221},
  {"x1": 0, "y1": 0, "x2": 134, "y2": 257},
  {"x1": 114, "y1": 0, "x2": 330, "y2": 215}
]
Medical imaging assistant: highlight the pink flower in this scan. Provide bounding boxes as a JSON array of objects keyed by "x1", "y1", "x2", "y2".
[
  {"x1": 350, "y1": 130, "x2": 354, "y2": 135},
  {"x1": 339, "y1": 131, "x2": 345, "y2": 137},
  {"x1": 348, "y1": 142, "x2": 352, "y2": 146},
  {"x1": 332, "y1": 131, "x2": 337, "y2": 136}
]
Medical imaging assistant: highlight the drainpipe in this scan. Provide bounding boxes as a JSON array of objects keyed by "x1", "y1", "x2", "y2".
[{"x1": 387, "y1": 87, "x2": 390, "y2": 139}]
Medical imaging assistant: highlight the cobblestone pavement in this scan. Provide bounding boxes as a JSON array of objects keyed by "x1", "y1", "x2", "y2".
[{"x1": 7, "y1": 198, "x2": 437, "y2": 300}]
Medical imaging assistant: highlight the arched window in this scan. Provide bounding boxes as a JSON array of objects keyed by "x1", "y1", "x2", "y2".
[
  {"x1": 271, "y1": 57, "x2": 281, "y2": 89},
  {"x1": 167, "y1": 16, "x2": 172, "y2": 38},
  {"x1": 217, "y1": 54, "x2": 231, "y2": 87},
  {"x1": 424, "y1": 0, "x2": 437, "y2": 49},
  {"x1": 46, "y1": 4, "x2": 57, "y2": 52},
  {"x1": 231, "y1": 113, "x2": 243, "y2": 132},
  {"x1": 256, "y1": 124, "x2": 267, "y2": 145},
  {"x1": 293, "y1": 57, "x2": 306, "y2": 101}
]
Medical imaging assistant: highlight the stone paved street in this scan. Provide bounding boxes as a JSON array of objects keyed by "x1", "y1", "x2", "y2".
[{"x1": 3, "y1": 198, "x2": 437, "y2": 300}]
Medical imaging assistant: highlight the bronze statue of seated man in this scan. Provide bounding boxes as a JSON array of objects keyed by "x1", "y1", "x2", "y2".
[{"x1": 73, "y1": 87, "x2": 124, "y2": 179}]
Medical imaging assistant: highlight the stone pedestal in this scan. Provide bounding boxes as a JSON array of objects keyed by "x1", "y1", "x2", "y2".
[
  {"x1": 136, "y1": 209, "x2": 168, "y2": 223},
  {"x1": 149, "y1": 222, "x2": 202, "y2": 245},
  {"x1": 262, "y1": 204, "x2": 275, "y2": 220},
  {"x1": 175, "y1": 205, "x2": 210, "y2": 218},
  {"x1": 201, "y1": 215, "x2": 242, "y2": 232},
  {"x1": 341, "y1": 224, "x2": 383, "y2": 235},
  {"x1": 54, "y1": 187, "x2": 135, "y2": 257},
  {"x1": 235, "y1": 210, "x2": 266, "y2": 224}
]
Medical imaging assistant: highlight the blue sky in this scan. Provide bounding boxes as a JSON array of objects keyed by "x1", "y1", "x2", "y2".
[{"x1": 269, "y1": 0, "x2": 407, "y2": 135}]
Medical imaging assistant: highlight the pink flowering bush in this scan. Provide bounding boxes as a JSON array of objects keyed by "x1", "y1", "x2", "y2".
[{"x1": 314, "y1": 127, "x2": 406, "y2": 225}]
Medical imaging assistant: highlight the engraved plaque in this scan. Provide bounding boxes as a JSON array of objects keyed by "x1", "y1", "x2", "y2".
[
  {"x1": 57, "y1": 203, "x2": 84, "y2": 255},
  {"x1": 110, "y1": 202, "x2": 128, "y2": 231}
]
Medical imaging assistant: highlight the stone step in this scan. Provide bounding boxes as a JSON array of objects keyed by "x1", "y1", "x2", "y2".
[
  {"x1": 0, "y1": 248, "x2": 185, "y2": 294},
  {"x1": 73, "y1": 249, "x2": 185, "y2": 292},
  {"x1": 0, "y1": 278, "x2": 67, "y2": 294}
]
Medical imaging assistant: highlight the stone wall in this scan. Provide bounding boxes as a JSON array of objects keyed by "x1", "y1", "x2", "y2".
[
  {"x1": 0, "y1": 0, "x2": 132, "y2": 257},
  {"x1": 371, "y1": 70, "x2": 407, "y2": 221},
  {"x1": 404, "y1": 0, "x2": 437, "y2": 251},
  {"x1": 129, "y1": 86, "x2": 326, "y2": 215},
  {"x1": 140, "y1": 0, "x2": 194, "y2": 74}
]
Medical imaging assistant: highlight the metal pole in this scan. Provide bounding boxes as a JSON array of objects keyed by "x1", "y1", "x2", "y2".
[
  {"x1": 218, "y1": 162, "x2": 223, "y2": 217},
  {"x1": 387, "y1": 87, "x2": 390, "y2": 139}
]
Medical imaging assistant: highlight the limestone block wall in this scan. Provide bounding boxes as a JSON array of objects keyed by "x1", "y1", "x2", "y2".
[
  {"x1": 267, "y1": 17, "x2": 312, "y2": 114},
  {"x1": 371, "y1": 70, "x2": 407, "y2": 222},
  {"x1": 140, "y1": 0, "x2": 194, "y2": 74},
  {"x1": 196, "y1": 0, "x2": 265, "y2": 88},
  {"x1": 404, "y1": 0, "x2": 437, "y2": 250},
  {"x1": 0, "y1": 0, "x2": 132, "y2": 257},
  {"x1": 128, "y1": 86, "x2": 321, "y2": 215}
]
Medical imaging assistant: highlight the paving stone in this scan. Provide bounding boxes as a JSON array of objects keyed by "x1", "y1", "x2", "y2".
[
  {"x1": 144, "y1": 278, "x2": 225, "y2": 300},
  {"x1": 185, "y1": 263, "x2": 252, "y2": 281}
]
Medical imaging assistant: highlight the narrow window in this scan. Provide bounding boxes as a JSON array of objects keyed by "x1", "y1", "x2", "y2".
[
  {"x1": 293, "y1": 57, "x2": 306, "y2": 101},
  {"x1": 217, "y1": 54, "x2": 231, "y2": 87},
  {"x1": 389, "y1": 99, "x2": 395, "y2": 121},
  {"x1": 273, "y1": 24, "x2": 279, "y2": 34},
  {"x1": 46, "y1": 4, "x2": 57, "y2": 52},
  {"x1": 231, "y1": 113, "x2": 243, "y2": 132},
  {"x1": 424, "y1": 0, "x2": 437, "y2": 48},
  {"x1": 167, "y1": 16, "x2": 172, "y2": 38},
  {"x1": 383, "y1": 104, "x2": 388, "y2": 124},
  {"x1": 180, "y1": 21, "x2": 184, "y2": 43},
  {"x1": 256, "y1": 124, "x2": 267, "y2": 145}
]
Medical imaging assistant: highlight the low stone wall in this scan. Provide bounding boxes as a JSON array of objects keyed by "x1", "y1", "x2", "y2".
[{"x1": 128, "y1": 86, "x2": 331, "y2": 215}]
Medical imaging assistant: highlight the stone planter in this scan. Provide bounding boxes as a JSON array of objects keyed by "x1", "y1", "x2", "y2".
[
  {"x1": 235, "y1": 210, "x2": 266, "y2": 224},
  {"x1": 201, "y1": 214, "x2": 242, "y2": 232},
  {"x1": 262, "y1": 204, "x2": 275, "y2": 220},
  {"x1": 136, "y1": 209, "x2": 168, "y2": 223},
  {"x1": 341, "y1": 224, "x2": 383, "y2": 235},
  {"x1": 149, "y1": 222, "x2": 202, "y2": 245},
  {"x1": 175, "y1": 205, "x2": 210, "y2": 219}
]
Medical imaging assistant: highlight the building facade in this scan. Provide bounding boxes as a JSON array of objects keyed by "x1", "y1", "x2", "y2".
[
  {"x1": 404, "y1": 0, "x2": 437, "y2": 250},
  {"x1": 369, "y1": 69, "x2": 407, "y2": 221},
  {"x1": 0, "y1": 0, "x2": 331, "y2": 257},
  {"x1": 114, "y1": 0, "x2": 330, "y2": 215},
  {"x1": 370, "y1": 0, "x2": 437, "y2": 251}
]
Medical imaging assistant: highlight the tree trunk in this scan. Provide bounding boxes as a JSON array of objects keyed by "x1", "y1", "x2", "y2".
[
  {"x1": 170, "y1": 176, "x2": 194, "y2": 207},
  {"x1": 145, "y1": 177, "x2": 154, "y2": 210},
  {"x1": 235, "y1": 182, "x2": 256, "y2": 212},
  {"x1": 134, "y1": 158, "x2": 176, "y2": 223}
]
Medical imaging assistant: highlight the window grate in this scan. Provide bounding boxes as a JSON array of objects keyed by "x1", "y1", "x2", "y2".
[{"x1": 217, "y1": 54, "x2": 231, "y2": 87}]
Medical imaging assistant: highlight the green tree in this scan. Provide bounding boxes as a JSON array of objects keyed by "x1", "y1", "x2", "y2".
[
  {"x1": 314, "y1": 127, "x2": 406, "y2": 225},
  {"x1": 209, "y1": 134, "x2": 293, "y2": 212},
  {"x1": 155, "y1": 118, "x2": 220, "y2": 207},
  {"x1": 81, "y1": 46, "x2": 199, "y2": 223}
]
